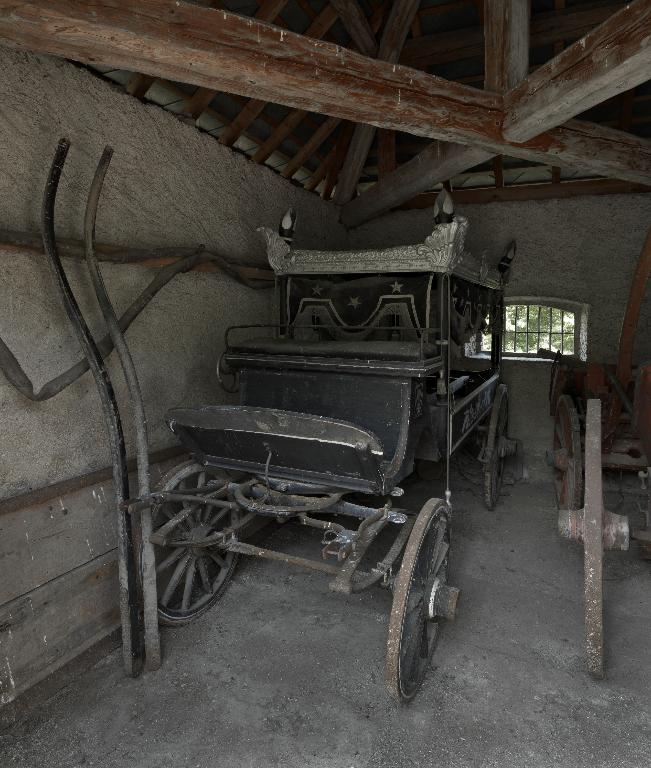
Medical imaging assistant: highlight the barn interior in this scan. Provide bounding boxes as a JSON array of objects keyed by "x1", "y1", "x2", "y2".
[{"x1": 0, "y1": 1, "x2": 650, "y2": 766}]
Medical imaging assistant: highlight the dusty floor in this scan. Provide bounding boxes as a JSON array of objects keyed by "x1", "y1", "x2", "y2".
[{"x1": 2, "y1": 462, "x2": 650, "y2": 768}]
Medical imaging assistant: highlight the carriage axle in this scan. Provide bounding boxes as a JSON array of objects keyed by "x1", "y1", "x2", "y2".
[{"x1": 558, "y1": 506, "x2": 630, "y2": 551}]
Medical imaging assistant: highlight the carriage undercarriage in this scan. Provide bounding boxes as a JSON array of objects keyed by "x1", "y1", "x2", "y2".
[{"x1": 140, "y1": 460, "x2": 457, "y2": 700}]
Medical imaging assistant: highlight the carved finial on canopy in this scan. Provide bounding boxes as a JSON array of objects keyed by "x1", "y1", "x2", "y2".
[
  {"x1": 279, "y1": 207, "x2": 297, "y2": 245},
  {"x1": 497, "y1": 240, "x2": 517, "y2": 285},
  {"x1": 433, "y1": 188, "x2": 454, "y2": 225}
]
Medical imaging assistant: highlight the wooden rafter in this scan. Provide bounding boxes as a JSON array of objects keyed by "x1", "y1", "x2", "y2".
[
  {"x1": 182, "y1": 87, "x2": 217, "y2": 120},
  {"x1": 329, "y1": 0, "x2": 378, "y2": 57},
  {"x1": 340, "y1": 142, "x2": 491, "y2": 227},
  {"x1": 181, "y1": 0, "x2": 290, "y2": 127},
  {"x1": 252, "y1": 109, "x2": 308, "y2": 163},
  {"x1": 1, "y1": 0, "x2": 649, "y2": 191},
  {"x1": 125, "y1": 73, "x2": 155, "y2": 98},
  {"x1": 255, "y1": 0, "x2": 291, "y2": 23},
  {"x1": 218, "y1": 99, "x2": 267, "y2": 147},
  {"x1": 377, "y1": 130, "x2": 396, "y2": 178},
  {"x1": 484, "y1": 0, "x2": 529, "y2": 93},
  {"x1": 341, "y1": 0, "x2": 530, "y2": 227},
  {"x1": 333, "y1": 0, "x2": 421, "y2": 204},
  {"x1": 281, "y1": 116, "x2": 339, "y2": 179},
  {"x1": 235, "y1": 3, "x2": 339, "y2": 166},
  {"x1": 400, "y1": 2, "x2": 627, "y2": 69},
  {"x1": 304, "y1": 146, "x2": 337, "y2": 192},
  {"x1": 285, "y1": 0, "x2": 385, "y2": 190},
  {"x1": 402, "y1": 178, "x2": 651, "y2": 207},
  {"x1": 323, "y1": 121, "x2": 354, "y2": 200},
  {"x1": 503, "y1": 0, "x2": 651, "y2": 142}
]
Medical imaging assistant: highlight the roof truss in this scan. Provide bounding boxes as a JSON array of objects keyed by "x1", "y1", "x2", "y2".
[{"x1": 0, "y1": 0, "x2": 649, "y2": 221}]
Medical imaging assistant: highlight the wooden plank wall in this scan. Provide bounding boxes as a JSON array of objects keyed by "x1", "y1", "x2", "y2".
[{"x1": 0, "y1": 452, "x2": 184, "y2": 705}]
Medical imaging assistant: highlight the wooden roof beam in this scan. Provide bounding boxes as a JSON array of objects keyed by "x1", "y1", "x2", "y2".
[
  {"x1": 333, "y1": 0, "x2": 421, "y2": 204},
  {"x1": 322, "y1": 121, "x2": 355, "y2": 199},
  {"x1": 400, "y1": 2, "x2": 626, "y2": 69},
  {"x1": 329, "y1": 0, "x2": 378, "y2": 57},
  {"x1": 341, "y1": 141, "x2": 492, "y2": 227},
  {"x1": 1, "y1": 0, "x2": 649, "y2": 188},
  {"x1": 180, "y1": 0, "x2": 290, "y2": 122},
  {"x1": 225, "y1": 3, "x2": 338, "y2": 163},
  {"x1": 377, "y1": 129, "x2": 396, "y2": 178},
  {"x1": 402, "y1": 178, "x2": 651, "y2": 207},
  {"x1": 503, "y1": 0, "x2": 651, "y2": 142},
  {"x1": 341, "y1": 0, "x2": 529, "y2": 227},
  {"x1": 485, "y1": 0, "x2": 529, "y2": 93}
]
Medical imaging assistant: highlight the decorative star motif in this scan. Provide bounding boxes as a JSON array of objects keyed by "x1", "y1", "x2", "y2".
[
  {"x1": 311, "y1": 284, "x2": 323, "y2": 296},
  {"x1": 348, "y1": 296, "x2": 361, "y2": 309},
  {"x1": 390, "y1": 280, "x2": 404, "y2": 294}
]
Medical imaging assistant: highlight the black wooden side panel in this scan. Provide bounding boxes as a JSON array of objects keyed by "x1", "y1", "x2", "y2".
[{"x1": 241, "y1": 369, "x2": 408, "y2": 462}]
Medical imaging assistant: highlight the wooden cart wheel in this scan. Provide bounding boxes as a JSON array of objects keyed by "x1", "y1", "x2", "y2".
[
  {"x1": 152, "y1": 460, "x2": 239, "y2": 626},
  {"x1": 549, "y1": 350, "x2": 567, "y2": 417},
  {"x1": 583, "y1": 400, "x2": 604, "y2": 678},
  {"x1": 386, "y1": 499, "x2": 459, "y2": 702},
  {"x1": 557, "y1": 400, "x2": 630, "y2": 678},
  {"x1": 483, "y1": 384, "x2": 509, "y2": 510},
  {"x1": 553, "y1": 394, "x2": 584, "y2": 510}
]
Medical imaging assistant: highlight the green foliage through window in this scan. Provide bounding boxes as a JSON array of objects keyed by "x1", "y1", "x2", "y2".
[{"x1": 502, "y1": 304, "x2": 575, "y2": 355}]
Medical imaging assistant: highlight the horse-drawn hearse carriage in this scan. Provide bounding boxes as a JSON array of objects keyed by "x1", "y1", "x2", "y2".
[
  {"x1": 148, "y1": 193, "x2": 515, "y2": 700},
  {"x1": 38, "y1": 140, "x2": 515, "y2": 698}
]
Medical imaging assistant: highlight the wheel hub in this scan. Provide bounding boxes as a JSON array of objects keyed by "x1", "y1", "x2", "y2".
[{"x1": 427, "y1": 577, "x2": 460, "y2": 621}]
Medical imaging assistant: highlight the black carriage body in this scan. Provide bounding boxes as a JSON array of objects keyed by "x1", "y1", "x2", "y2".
[
  {"x1": 168, "y1": 215, "x2": 505, "y2": 496},
  {"x1": 156, "y1": 208, "x2": 509, "y2": 701}
]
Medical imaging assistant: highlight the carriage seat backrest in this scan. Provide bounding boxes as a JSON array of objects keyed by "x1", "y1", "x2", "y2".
[
  {"x1": 241, "y1": 367, "x2": 411, "y2": 468},
  {"x1": 285, "y1": 273, "x2": 434, "y2": 343}
]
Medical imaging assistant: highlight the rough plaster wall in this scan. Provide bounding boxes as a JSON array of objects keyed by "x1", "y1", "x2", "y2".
[
  {"x1": 0, "y1": 254, "x2": 269, "y2": 498},
  {"x1": 350, "y1": 195, "x2": 651, "y2": 458},
  {"x1": 0, "y1": 47, "x2": 348, "y2": 259},
  {"x1": 0, "y1": 46, "x2": 347, "y2": 499}
]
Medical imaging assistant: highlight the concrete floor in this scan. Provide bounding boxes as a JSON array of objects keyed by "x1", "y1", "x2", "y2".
[{"x1": 2, "y1": 464, "x2": 650, "y2": 768}]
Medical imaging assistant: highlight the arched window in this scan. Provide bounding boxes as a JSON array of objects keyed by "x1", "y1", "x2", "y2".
[
  {"x1": 501, "y1": 298, "x2": 588, "y2": 360},
  {"x1": 475, "y1": 298, "x2": 588, "y2": 360}
]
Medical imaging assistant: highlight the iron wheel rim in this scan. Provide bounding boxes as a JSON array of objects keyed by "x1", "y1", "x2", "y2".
[
  {"x1": 553, "y1": 394, "x2": 583, "y2": 510},
  {"x1": 484, "y1": 384, "x2": 508, "y2": 510},
  {"x1": 386, "y1": 499, "x2": 451, "y2": 702},
  {"x1": 153, "y1": 461, "x2": 238, "y2": 623}
]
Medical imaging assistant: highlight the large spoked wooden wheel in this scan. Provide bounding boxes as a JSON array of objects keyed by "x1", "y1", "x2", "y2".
[
  {"x1": 483, "y1": 384, "x2": 509, "y2": 510},
  {"x1": 549, "y1": 351, "x2": 567, "y2": 417},
  {"x1": 553, "y1": 394, "x2": 583, "y2": 510},
  {"x1": 386, "y1": 499, "x2": 459, "y2": 702},
  {"x1": 153, "y1": 460, "x2": 239, "y2": 626}
]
